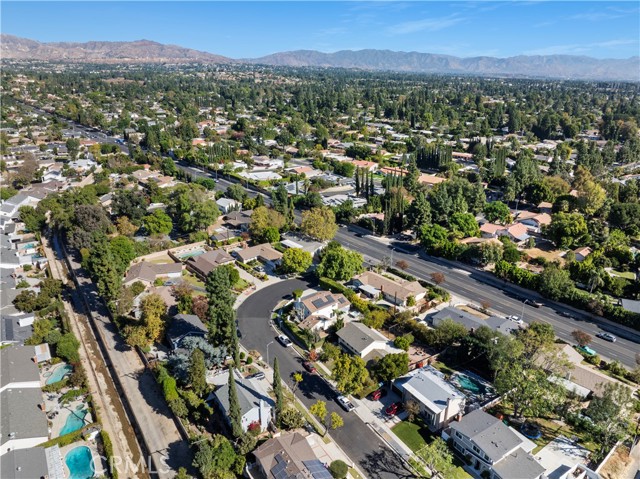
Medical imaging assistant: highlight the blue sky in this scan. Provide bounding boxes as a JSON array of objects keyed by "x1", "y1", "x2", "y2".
[{"x1": 2, "y1": 1, "x2": 639, "y2": 59}]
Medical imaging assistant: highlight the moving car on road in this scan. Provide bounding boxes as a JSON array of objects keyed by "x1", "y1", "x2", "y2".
[
  {"x1": 508, "y1": 315, "x2": 524, "y2": 325},
  {"x1": 337, "y1": 395, "x2": 355, "y2": 412},
  {"x1": 524, "y1": 299, "x2": 543, "y2": 308},
  {"x1": 277, "y1": 334, "x2": 292, "y2": 347},
  {"x1": 595, "y1": 332, "x2": 617, "y2": 342},
  {"x1": 302, "y1": 361, "x2": 317, "y2": 374}
]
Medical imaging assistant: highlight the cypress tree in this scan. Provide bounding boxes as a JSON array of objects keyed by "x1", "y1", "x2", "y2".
[
  {"x1": 369, "y1": 175, "x2": 374, "y2": 198},
  {"x1": 228, "y1": 369, "x2": 243, "y2": 438},
  {"x1": 355, "y1": 167, "x2": 360, "y2": 195},
  {"x1": 273, "y1": 357, "x2": 284, "y2": 425},
  {"x1": 188, "y1": 348, "x2": 207, "y2": 397}
]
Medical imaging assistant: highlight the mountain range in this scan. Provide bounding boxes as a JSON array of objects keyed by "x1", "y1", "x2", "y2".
[{"x1": 2, "y1": 34, "x2": 638, "y2": 81}]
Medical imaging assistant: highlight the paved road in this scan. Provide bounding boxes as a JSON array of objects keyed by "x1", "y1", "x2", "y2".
[
  {"x1": 335, "y1": 230, "x2": 640, "y2": 368},
  {"x1": 58, "y1": 240, "x2": 192, "y2": 479},
  {"x1": 24, "y1": 102, "x2": 640, "y2": 367},
  {"x1": 237, "y1": 279, "x2": 415, "y2": 479}
]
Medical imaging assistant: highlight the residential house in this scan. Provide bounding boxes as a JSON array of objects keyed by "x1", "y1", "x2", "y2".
[
  {"x1": 295, "y1": 291, "x2": 351, "y2": 331},
  {"x1": 453, "y1": 152, "x2": 474, "y2": 161},
  {"x1": 431, "y1": 306, "x2": 520, "y2": 335},
  {"x1": 123, "y1": 261, "x2": 183, "y2": 287},
  {"x1": 234, "y1": 244, "x2": 283, "y2": 266},
  {"x1": 573, "y1": 247, "x2": 592, "y2": 263},
  {"x1": 186, "y1": 250, "x2": 234, "y2": 280},
  {"x1": 352, "y1": 270, "x2": 426, "y2": 307},
  {"x1": 336, "y1": 322, "x2": 402, "y2": 362},
  {"x1": 252, "y1": 432, "x2": 330, "y2": 479},
  {"x1": 280, "y1": 233, "x2": 325, "y2": 257},
  {"x1": 208, "y1": 369, "x2": 274, "y2": 433},
  {"x1": 223, "y1": 210, "x2": 253, "y2": 232},
  {"x1": 418, "y1": 174, "x2": 446, "y2": 188},
  {"x1": 446, "y1": 409, "x2": 543, "y2": 479},
  {"x1": 351, "y1": 160, "x2": 378, "y2": 172},
  {"x1": 166, "y1": 314, "x2": 207, "y2": 350},
  {"x1": 1, "y1": 388, "x2": 49, "y2": 455},
  {"x1": 1, "y1": 346, "x2": 41, "y2": 393},
  {"x1": 0, "y1": 191, "x2": 46, "y2": 222},
  {"x1": 216, "y1": 198, "x2": 242, "y2": 214},
  {"x1": 515, "y1": 212, "x2": 552, "y2": 233},
  {"x1": 379, "y1": 166, "x2": 408, "y2": 176},
  {"x1": 394, "y1": 367, "x2": 465, "y2": 431},
  {"x1": 1, "y1": 447, "x2": 52, "y2": 479},
  {"x1": 480, "y1": 223, "x2": 530, "y2": 244},
  {"x1": 537, "y1": 202, "x2": 553, "y2": 214}
]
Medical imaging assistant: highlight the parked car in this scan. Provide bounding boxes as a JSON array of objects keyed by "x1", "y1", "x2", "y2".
[
  {"x1": 302, "y1": 361, "x2": 317, "y2": 374},
  {"x1": 276, "y1": 334, "x2": 292, "y2": 347},
  {"x1": 577, "y1": 345, "x2": 597, "y2": 356},
  {"x1": 385, "y1": 402, "x2": 402, "y2": 416},
  {"x1": 524, "y1": 299, "x2": 543, "y2": 308},
  {"x1": 596, "y1": 332, "x2": 617, "y2": 342},
  {"x1": 559, "y1": 311, "x2": 574, "y2": 318},
  {"x1": 249, "y1": 372, "x2": 266, "y2": 380},
  {"x1": 508, "y1": 315, "x2": 524, "y2": 325},
  {"x1": 369, "y1": 389, "x2": 387, "y2": 401},
  {"x1": 337, "y1": 395, "x2": 355, "y2": 412}
]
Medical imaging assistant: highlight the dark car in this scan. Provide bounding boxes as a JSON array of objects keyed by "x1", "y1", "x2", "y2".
[
  {"x1": 524, "y1": 299, "x2": 543, "y2": 308},
  {"x1": 249, "y1": 372, "x2": 266, "y2": 380},
  {"x1": 302, "y1": 361, "x2": 317, "y2": 374},
  {"x1": 559, "y1": 311, "x2": 575, "y2": 319},
  {"x1": 369, "y1": 389, "x2": 387, "y2": 401}
]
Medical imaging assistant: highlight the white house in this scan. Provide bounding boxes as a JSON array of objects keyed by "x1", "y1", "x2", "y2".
[
  {"x1": 394, "y1": 367, "x2": 465, "y2": 431},
  {"x1": 295, "y1": 290, "x2": 351, "y2": 331},
  {"x1": 352, "y1": 270, "x2": 426, "y2": 307},
  {"x1": 208, "y1": 369, "x2": 274, "y2": 433},
  {"x1": 216, "y1": 198, "x2": 242, "y2": 214},
  {"x1": 336, "y1": 322, "x2": 402, "y2": 362},
  {"x1": 446, "y1": 409, "x2": 543, "y2": 479}
]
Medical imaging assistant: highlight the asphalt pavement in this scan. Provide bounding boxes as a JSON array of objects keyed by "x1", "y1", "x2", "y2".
[{"x1": 237, "y1": 279, "x2": 415, "y2": 479}]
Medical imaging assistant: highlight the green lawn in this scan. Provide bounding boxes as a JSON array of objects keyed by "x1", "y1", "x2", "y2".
[
  {"x1": 182, "y1": 273, "x2": 205, "y2": 289},
  {"x1": 391, "y1": 420, "x2": 432, "y2": 452},
  {"x1": 233, "y1": 278, "x2": 251, "y2": 292},
  {"x1": 610, "y1": 270, "x2": 636, "y2": 280}
]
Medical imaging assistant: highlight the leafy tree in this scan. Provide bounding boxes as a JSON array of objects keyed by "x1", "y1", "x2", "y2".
[
  {"x1": 483, "y1": 201, "x2": 511, "y2": 224},
  {"x1": 332, "y1": 353, "x2": 369, "y2": 395},
  {"x1": 586, "y1": 382, "x2": 633, "y2": 459},
  {"x1": 140, "y1": 293, "x2": 167, "y2": 343},
  {"x1": 426, "y1": 318, "x2": 469, "y2": 349},
  {"x1": 192, "y1": 434, "x2": 245, "y2": 479},
  {"x1": 329, "y1": 460, "x2": 348, "y2": 479},
  {"x1": 393, "y1": 334, "x2": 414, "y2": 351},
  {"x1": 281, "y1": 248, "x2": 312, "y2": 274},
  {"x1": 109, "y1": 235, "x2": 136, "y2": 275},
  {"x1": 112, "y1": 189, "x2": 148, "y2": 223},
  {"x1": 19, "y1": 206, "x2": 46, "y2": 233},
  {"x1": 545, "y1": 212, "x2": 589, "y2": 249},
  {"x1": 206, "y1": 265, "x2": 237, "y2": 348},
  {"x1": 188, "y1": 348, "x2": 207, "y2": 396},
  {"x1": 416, "y1": 438, "x2": 455, "y2": 478},
  {"x1": 309, "y1": 400, "x2": 327, "y2": 425},
  {"x1": 168, "y1": 184, "x2": 220, "y2": 234},
  {"x1": 450, "y1": 212, "x2": 480, "y2": 238},
  {"x1": 609, "y1": 203, "x2": 640, "y2": 235},
  {"x1": 330, "y1": 412, "x2": 344, "y2": 430},
  {"x1": 225, "y1": 184, "x2": 246, "y2": 201},
  {"x1": 571, "y1": 329, "x2": 592, "y2": 347},
  {"x1": 85, "y1": 236, "x2": 122, "y2": 303},
  {"x1": 374, "y1": 353, "x2": 409, "y2": 382},
  {"x1": 317, "y1": 242, "x2": 364, "y2": 281},
  {"x1": 419, "y1": 224, "x2": 450, "y2": 253},
  {"x1": 143, "y1": 209, "x2": 173, "y2": 236},
  {"x1": 279, "y1": 407, "x2": 305, "y2": 430},
  {"x1": 115, "y1": 216, "x2": 138, "y2": 236},
  {"x1": 301, "y1": 207, "x2": 338, "y2": 241},
  {"x1": 228, "y1": 370, "x2": 243, "y2": 438},
  {"x1": 538, "y1": 265, "x2": 573, "y2": 301},
  {"x1": 249, "y1": 206, "x2": 286, "y2": 242},
  {"x1": 56, "y1": 333, "x2": 80, "y2": 363},
  {"x1": 362, "y1": 309, "x2": 390, "y2": 330}
]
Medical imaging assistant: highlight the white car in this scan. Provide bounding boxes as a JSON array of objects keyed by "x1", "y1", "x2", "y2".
[
  {"x1": 276, "y1": 334, "x2": 292, "y2": 347},
  {"x1": 508, "y1": 315, "x2": 524, "y2": 325},
  {"x1": 337, "y1": 395, "x2": 355, "y2": 412}
]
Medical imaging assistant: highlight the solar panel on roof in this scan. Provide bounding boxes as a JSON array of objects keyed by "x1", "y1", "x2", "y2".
[
  {"x1": 303, "y1": 460, "x2": 333, "y2": 479},
  {"x1": 271, "y1": 458, "x2": 290, "y2": 479}
]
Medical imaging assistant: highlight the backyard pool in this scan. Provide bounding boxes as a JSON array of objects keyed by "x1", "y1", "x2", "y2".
[
  {"x1": 60, "y1": 408, "x2": 88, "y2": 436},
  {"x1": 65, "y1": 446, "x2": 94, "y2": 479},
  {"x1": 45, "y1": 364, "x2": 73, "y2": 385},
  {"x1": 177, "y1": 249, "x2": 205, "y2": 260},
  {"x1": 452, "y1": 372, "x2": 488, "y2": 395}
]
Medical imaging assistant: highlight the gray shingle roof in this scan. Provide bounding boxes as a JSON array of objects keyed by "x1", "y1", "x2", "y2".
[
  {"x1": 336, "y1": 322, "x2": 387, "y2": 354},
  {"x1": 492, "y1": 447, "x2": 545, "y2": 479},
  {"x1": 1, "y1": 345, "x2": 40, "y2": 388},
  {"x1": 0, "y1": 388, "x2": 48, "y2": 446},
  {"x1": 212, "y1": 370, "x2": 274, "y2": 418},
  {"x1": 1, "y1": 447, "x2": 49, "y2": 479},
  {"x1": 450, "y1": 409, "x2": 523, "y2": 463}
]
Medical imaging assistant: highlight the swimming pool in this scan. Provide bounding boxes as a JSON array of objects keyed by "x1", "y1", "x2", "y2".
[
  {"x1": 65, "y1": 446, "x2": 94, "y2": 479},
  {"x1": 60, "y1": 409, "x2": 88, "y2": 436},
  {"x1": 452, "y1": 372, "x2": 488, "y2": 395},
  {"x1": 177, "y1": 250, "x2": 205, "y2": 259},
  {"x1": 46, "y1": 364, "x2": 73, "y2": 385}
]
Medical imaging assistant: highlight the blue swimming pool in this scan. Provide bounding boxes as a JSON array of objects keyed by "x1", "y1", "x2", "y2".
[
  {"x1": 46, "y1": 364, "x2": 73, "y2": 385},
  {"x1": 453, "y1": 372, "x2": 488, "y2": 395},
  {"x1": 60, "y1": 409, "x2": 88, "y2": 436},
  {"x1": 65, "y1": 446, "x2": 94, "y2": 479}
]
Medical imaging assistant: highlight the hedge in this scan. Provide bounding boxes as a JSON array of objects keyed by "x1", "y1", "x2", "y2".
[{"x1": 101, "y1": 430, "x2": 118, "y2": 479}]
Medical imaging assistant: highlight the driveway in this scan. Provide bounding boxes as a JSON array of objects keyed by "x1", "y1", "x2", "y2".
[{"x1": 237, "y1": 279, "x2": 415, "y2": 479}]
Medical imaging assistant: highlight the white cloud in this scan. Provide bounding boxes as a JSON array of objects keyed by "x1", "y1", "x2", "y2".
[
  {"x1": 570, "y1": 12, "x2": 624, "y2": 22},
  {"x1": 387, "y1": 14, "x2": 467, "y2": 35}
]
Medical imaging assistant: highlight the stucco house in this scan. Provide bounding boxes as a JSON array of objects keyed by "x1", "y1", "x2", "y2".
[
  {"x1": 123, "y1": 261, "x2": 183, "y2": 287},
  {"x1": 295, "y1": 290, "x2": 351, "y2": 331},
  {"x1": 336, "y1": 322, "x2": 402, "y2": 362},
  {"x1": 352, "y1": 270, "x2": 426, "y2": 307}
]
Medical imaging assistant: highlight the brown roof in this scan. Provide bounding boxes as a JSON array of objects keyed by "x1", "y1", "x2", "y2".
[
  {"x1": 187, "y1": 250, "x2": 234, "y2": 277},
  {"x1": 300, "y1": 291, "x2": 350, "y2": 315},
  {"x1": 236, "y1": 243, "x2": 283, "y2": 263},
  {"x1": 124, "y1": 261, "x2": 182, "y2": 284},
  {"x1": 354, "y1": 270, "x2": 425, "y2": 301},
  {"x1": 253, "y1": 433, "x2": 317, "y2": 479},
  {"x1": 480, "y1": 223, "x2": 503, "y2": 234}
]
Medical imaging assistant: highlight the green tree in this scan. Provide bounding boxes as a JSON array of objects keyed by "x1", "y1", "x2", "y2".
[
  {"x1": 393, "y1": 334, "x2": 414, "y2": 351},
  {"x1": 538, "y1": 265, "x2": 573, "y2": 301},
  {"x1": 330, "y1": 412, "x2": 344, "y2": 430},
  {"x1": 86, "y1": 236, "x2": 122, "y2": 303},
  {"x1": 168, "y1": 184, "x2": 220, "y2": 234},
  {"x1": 140, "y1": 293, "x2": 167, "y2": 343},
  {"x1": 406, "y1": 192, "x2": 432, "y2": 230},
  {"x1": 281, "y1": 248, "x2": 313, "y2": 274},
  {"x1": 143, "y1": 209, "x2": 173, "y2": 236},
  {"x1": 56, "y1": 333, "x2": 80, "y2": 363},
  {"x1": 374, "y1": 353, "x2": 410, "y2": 382},
  {"x1": 249, "y1": 206, "x2": 286, "y2": 242},
  {"x1": 188, "y1": 348, "x2": 207, "y2": 396},
  {"x1": 19, "y1": 206, "x2": 46, "y2": 233},
  {"x1": 329, "y1": 460, "x2": 348, "y2": 479},
  {"x1": 483, "y1": 201, "x2": 511, "y2": 224},
  {"x1": 450, "y1": 212, "x2": 480, "y2": 238},
  {"x1": 332, "y1": 353, "x2": 369, "y2": 395},
  {"x1": 206, "y1": 266, "x2": 237, "y2": 348},
  {"x1": 416, "y1": 438, "x2": 455, "y2": 478},
  {"x1": 317, "y1": 242, "x2": 364, "y2": 281},
  {"x1": 273, "y1": 357, "x2": 284, "y2": 424},
  {"x1": 586, "y1": 382, "x2": 633, "y2": 459},
  {"x1": 228, "y1": 370, "x2": 243, "y2": 438},
  {"x1": 192, "y1": 434, "x2": 245, "y2": 479},
  {"x1": 545, "y1": 212, "x2": 589, "y2": 249},
  {"x1": 301, "y1": 207, "x2": 338, "y2": 241}
]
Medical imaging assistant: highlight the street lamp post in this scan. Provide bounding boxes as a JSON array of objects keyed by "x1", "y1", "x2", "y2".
[{"x1": 266, "y1": 341, "x2": 275, "y2": 367}]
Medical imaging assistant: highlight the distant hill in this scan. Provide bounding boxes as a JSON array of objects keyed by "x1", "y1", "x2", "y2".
[
  {"x1": 2, "y1": 34, "x2": 638, "y2": 81},
  {"x1": 248, "y1": 49, "x2": 640, "y2": 82},
  {"x1": 0, "y1": 34, "x2": 232, "y2": 64}
]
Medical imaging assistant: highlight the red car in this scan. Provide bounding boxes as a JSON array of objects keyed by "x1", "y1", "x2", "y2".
[
  {"x1": 385, "y1": 402, "x2": 402, "y2": 416},
  {"x1": 369, "y1": 389, "x2": 387, "y2": 401},
  {"x1": 302, "y1": 361, "x2": 317, "y2": 374}
]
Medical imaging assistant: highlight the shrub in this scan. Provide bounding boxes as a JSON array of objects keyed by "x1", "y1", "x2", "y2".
[
  {"x1": 329, "y1": 460, "x2": 348, "y2": 479},
  {"x1": 246, "y1": 356, "x2": 253, "y2": 365}
]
